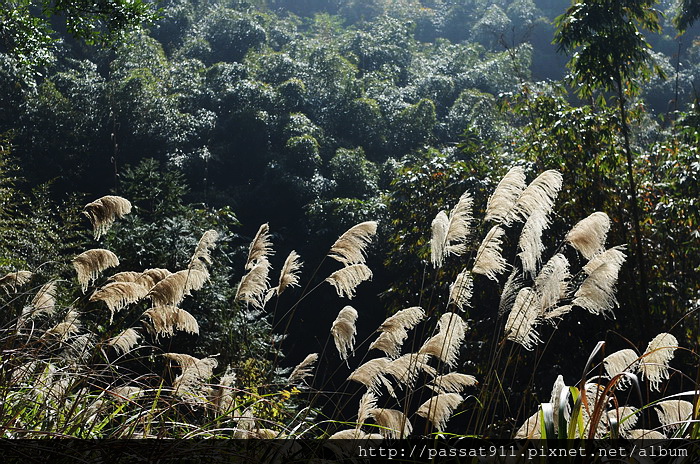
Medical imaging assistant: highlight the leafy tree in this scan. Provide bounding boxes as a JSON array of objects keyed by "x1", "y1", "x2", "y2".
[
  {"x1": 675, "y1": 0, "x2": 700, "y2": 32},
  {"x1": 0, "y1": 0, "x2": 157, "y2": 67},
  {"x1": 554, "y1": 0, "x2": 664, "y2": 321}
]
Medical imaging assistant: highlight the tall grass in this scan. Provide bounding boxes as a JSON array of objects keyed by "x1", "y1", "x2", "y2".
[{"x1": 0, "y1": 171, "x2": 697, "y2": 440}]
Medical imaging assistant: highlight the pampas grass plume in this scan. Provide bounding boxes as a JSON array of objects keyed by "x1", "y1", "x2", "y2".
[
  {"x1": 416, "y1": 393, "x2": 463, "y2": 431},
  {"x1": 83, "y1": 195, "x2": 132, "y2": 240},
  {"x1": 325, "y1": 264, "x2": 372, "y2": 299},
  {"x1": 328, "y1": 221, "x2": 377, "y2": 266},
  {"x1": 73, "y1": 249, "x2": 120, "y2": 293},
  {"x1": 566, "y1": 212, "x2": 611, "y2": 260},
  {"x1": 331, "y1": 306, "x2": 358, "y2": 361}
]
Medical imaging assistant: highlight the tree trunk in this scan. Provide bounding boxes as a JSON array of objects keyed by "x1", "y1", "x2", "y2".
[{"x1": 614, "y1": 73, "x2": 651, "y2": 335}]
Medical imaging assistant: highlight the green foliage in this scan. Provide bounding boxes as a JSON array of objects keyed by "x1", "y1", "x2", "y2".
[{"x1": 554, "y1": 0, "x2": 664, "y2": 97}]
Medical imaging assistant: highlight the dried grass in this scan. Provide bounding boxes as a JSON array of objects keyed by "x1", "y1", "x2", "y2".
[
  {"x1": 328, "y1": 221, "x2": 377, "y2": 266},
  {"x1": 83, "y1": 195, "x2": 132, "y2": 240},
  {"x1": 73, "y1": 249, "x2": 120, "y2": 293}
]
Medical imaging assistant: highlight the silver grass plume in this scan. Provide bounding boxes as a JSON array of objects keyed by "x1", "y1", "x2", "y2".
[
  {"x1": 419, "y1": 313, "x2": 467, "y2": 368},
  {"x1": 517, "y1": 208, "x2": 550, "y2": 276},
  {"x1": 325, "y1": 264, "x2": 372, "y2": 299},
  {"x1": 534, "y1": 254, "x2": 570, "y2": 315},
  {"x1": 386, "y1": 353, "x2": 436, "y2": 388},
  {"x1": 0, "y1": 270, "x2": 32, "y2": 293},
  {"x1": 504, "y1": 287, "x2": 541, "y2": 350},
  {"x1": 148, "y1": 269, "x2": 209, "y2": 307},
  {"x1": 328, "y1": 221, "x2": 377, "y2": 266},
  {"x1": 444, "y1": 192, "x2": 473, "y2": 256},
  {"x1": 626, "y1": 429, "x2": 665, "y2": 440},
  {"x1": 288, "y1": 353, "x2": 318, "y2": 384},
  {"x1": 329, "y1": 429, "x2": 383, "y2": 440},
  {"x1": 357, "y1": 390, "x2": 377, "y2": 426},
  {"x1": 603, "y1": 349, "x2": 639, "y2": 388},
  {"x1": 416, "y1": 393, "x2": 463, "y2": 431},
  {"x1": 566, "y1": 212, "x2": 610, "y2": 260},
  {"x1": 143, "y1": 305, "x2": 199, "y2": 338},
  {"x1": 111, "y1": 386, "x2": 144, "y2": 403},
  {"x1": 165, "y1": 353, "x2": 218, "y2": 402},
  {"x1": 472, "y1": 226, "x2": 507, "y2": 281},
  {"x1": 29, "y1": 280, "x2": 57, "y2": 318},
  {"x1": 655, "y1": 400, "x2": 693, "y2": 431},
  {"x1": 73, "y1": 249, "x2": 120, "y2": 293},
  {"x1": 189, "y1": 229, "x2": 219, "y2": 271},
  {"x1": 83, "y1": 195, "x2": 132, "y2": 240},
  {"x1": 607, "y1": 406, "x2": 639, "y2": 435},
  {"x1": 550, "y1": 375, "x2": 570, "y2": 428},
  {"x1": 485, "y1": 166, "x2": 526, "y2": 223},
  {"x1": 543, "y1": 305, "x2": 573, "y2": 322},
  {"x1": 90, "y1": 281, "x2": 148, "y2": 323},
  {"x1": 508, "y1": 170, "x2": 563, "y2": 224},
  {"x1": 44, "y1": 309, "x2": 81, "y2": 341},
  {"x1": 235, "y1": 258, "x2": 271, "y2": 309},
  {"x1": 107, "y1": 328, "x2": 141, "y2": 355},
  {"x1": 348, "y1": 357, "x2": 396, "y2": 397},
  {"x1": 214, "y1": 366, "x2": 237, "y2": 414},
  {"x1": 639, "y1": 333, "x2": 678, "y2": 391},
  {"x1": 368, "y1": 408, "x2": 412, "y2": 439},
  {"x1": 274, "y1": 250, "x2": 303, "y2": 296},
  {"x1": 515, "y1": 411, "x2": 541, "y2": 439},
  {"x1": 449, "y1": 269, "x2": 473, "y2": 311},
  {"x1": 583, "y1": 245, "x2": 627, "y2": 275},
  {"x1": 572, "y1": 261, "x2": 622, "y2": 316},
  {"x1": 430, "y1": 211, "x2": 449, "y2": 268},
  {"x1": 370, "y1": 306, "x2": 425, "y2": 358},
  {"x1": 109, "y1": 271, "x2": 141, "y2": 283},
  {"x1": 136, "y1": 268, "x2": 172, "y2": 289},
  {"x1": 246, "y1": 223, "x2": 273, "y2": 270},
  {"x1": 499, "y1": 268, "x2": 524, "y2": 317},
  {"x1": 331, "y1": 306, "x2": 358, "y2": 361},
  {"x1": 428, "y1": 373, "x2": 478, "y2": 394}
]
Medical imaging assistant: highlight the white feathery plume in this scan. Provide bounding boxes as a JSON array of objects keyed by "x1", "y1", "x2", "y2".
[
  {"x1": 607, "y1": 406, "x2": 639, "y2": 435},
  {"x1": 655, "y1": 400, "x2": 693, "y2": 431},
  {"x1": 109, "y1": 271, "x2": 141, "y2": 283},
  {"x1": 288, "y1": 353, "x2": 318, "y2": 384},
  {"x1": 583, "y1": 245, "x2": 627, "y2": 275},
  {"x1": 73, "y1": 249, "x2": 120, "y2": 293},
  {"x1": 135, "y1": 268, "x2": 172, "y2": 290},
  {"x1": 29, "y1": 281, "x2": 57, "y2": 317},
  {"x1": 368, "y1": 408, "x2": 412, "y2": 439},
  {"x1": 328, "y1": 429, "x2": 383, "y2": 440},
  {"x1": 83, "y1": 195, "x2": 132, "y2": 240},
  {"x1": 348, "y1": 358, "x2": 395, "y2": 397},
  {"x1": 515, "y1": 411, "x2": 541, "y2": 439},
  {"x1": 449, "y1": 269, "x2": 473, "y2": 311},
  {"x1": 419, "y1": 313, "x2": 467, "y2": 368},
  {"x1": 485, "y1": 166, "x2": 526, "y2": 223},
  {"x1": 44, "y1": 309, "x2": 81, "y2": 340},
  {"x1": 107, "y1": 328, "x2": 141, "y2": 355},
  {"x1": 543, "y1": 305, "x2": 573, "y2": 322},
  {"x1": 430, "y1": 211, "x2": 449, "y2": 268},
  {"x1": 331, "y1": 306, "x2": 358, "y2": 361},
  {"x1": 274, "y1": 250, "x2": 303, "y2": 296},
  {"x1": 566, "y1": 212, "x2": 610, "y2": 260},
  {"x1": 357, "y1": 390, "x2": 378, "y2": 426},
  {"x1": 499, "y1": 268, "x2": 524, "y2": 317},
  {"x1": 110, "y1": 386, "x2": 144, "y2": 403},
  {"x1": 235, "y1": 258, "x2": 271, "y2": 309},
  {"x1": 626, "y1": 429, "x2": 665, "y2": 440},
  {"x1": 0, "y1": 270, "x2": 32, "y2": 293},
  {"x1": 325, "y1": 264, "x2": 372, "y2": 299},
  {"x1": 246, "y1": 223, "x2": 273, "y2": 270},
  {"x1": 416, "y1": 393, "x2": 463, "y2": 431},
  {"x1": 444, "y1": 192, "x2": 473, "y2": 256},
  {"x1": 572, "y1": 261, "x2": 621, "y2": 316},
  {"x1": 189, "y1": 229, "x2": 218, "y2": 271},
  {"x1": 550, "y1": 375, "x2": 570, "y2": 428},
  {"x1": 165, "y1": 353, "x2": 218, "y2": 402},
  {"x1": 504, "y1": 287, "x2": 541, "y2": 350},
  {"x1": 534, "y1": 254, "x2": 570, "y2": 315},
  {"x1": 428, "y1": 373, "x2": 478, "y2": 394},
  {"x1": 517, "y1": 208, "x2": 550, "y2": 276},
  {"x1": 603, "y1": 349, "x2": 639, "y2": 387},
  {"x1": 385, "y1": 353, "x2": 436, "y2": 388},
  {"x1": 508, "y1": 170, "x2": 563, "y2": 224},
  {"x1": 472, "y1": 226, "x2": 507, "y2": 281},
  {"x1": 328, "y1": 221, "x2": 377, "y2": 265},
  {"x1": 148, "y1": 269, "x2": 209, "y2": 307},
  {"x1": 370, "y1": 307, "x2": 425, "y2": 358},
  {"x1": 90, "y1": 281, "x2": 148, "y2": 323},
  {"x1": 639, "y1": 333, "x2": 678, "y2": 392}
]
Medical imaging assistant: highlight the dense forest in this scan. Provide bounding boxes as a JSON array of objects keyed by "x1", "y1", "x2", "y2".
[{"x1": 0, "y1": 0, "x2": 699, "y2": 442}]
